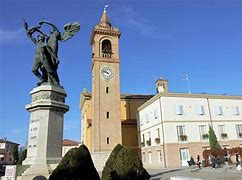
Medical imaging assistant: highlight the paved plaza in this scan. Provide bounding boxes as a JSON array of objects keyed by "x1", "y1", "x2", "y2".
[{"x1": 148, "y1": 166, "x2": 242, "y2": 180}]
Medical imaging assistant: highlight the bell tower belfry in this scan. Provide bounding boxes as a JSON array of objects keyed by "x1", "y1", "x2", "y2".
[{"x1": 90, "y1": 6, "x2": 122, "y2": 160}]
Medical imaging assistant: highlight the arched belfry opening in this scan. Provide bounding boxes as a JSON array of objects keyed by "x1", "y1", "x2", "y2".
[{"x1": 102, "y1": 39, "x2": 112, "y2": 58}]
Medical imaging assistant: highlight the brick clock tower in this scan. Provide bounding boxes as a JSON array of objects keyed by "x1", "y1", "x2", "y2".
[{"x1": 90, "y1": 7, "x2": 122, "y2": 168}]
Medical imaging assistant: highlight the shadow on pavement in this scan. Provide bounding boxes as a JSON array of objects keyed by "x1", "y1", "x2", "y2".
[{"x1": 150, "y1": 168, "x2": 184, "y2": 179}]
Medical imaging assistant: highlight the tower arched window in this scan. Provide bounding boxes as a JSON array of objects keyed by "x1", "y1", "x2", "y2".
[{"x1": 102, "y1": 40, "x2": 112, "y2": 54}]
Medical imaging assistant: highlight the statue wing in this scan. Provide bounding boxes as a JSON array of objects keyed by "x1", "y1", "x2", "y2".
[{"x1": 60, "y1": 22, "x2": 80, "y2": 41}]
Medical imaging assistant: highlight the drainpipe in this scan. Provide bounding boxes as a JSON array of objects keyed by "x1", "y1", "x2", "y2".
[
  {"x1": 158, "y1": 96, "x2": 167, "y2": 168},
  {"x1": 207, "y1": 98, "x2": 213, "y2": 127}
]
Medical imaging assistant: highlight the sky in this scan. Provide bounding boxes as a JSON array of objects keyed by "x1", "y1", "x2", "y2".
[{"x1": 0, "y1": 0, "x2": 242, "y2": 146}]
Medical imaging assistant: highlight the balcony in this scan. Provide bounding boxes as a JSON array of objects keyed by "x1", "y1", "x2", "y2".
[{"x1": 155, "y1": 138, "x2": 160, "y2": 144}]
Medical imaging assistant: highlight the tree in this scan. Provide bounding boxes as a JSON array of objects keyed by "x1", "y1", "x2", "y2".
[
  {"x1": 49, "y1": 144, "x2": 100, "y2": 180},
  {"x1": 11, "y1": 145, "x2": 19, "y2": 164},
  {"x1": 102, "y1": 144, "x2": 150, "y2": 180},
  {"x1": 208, "y1": 125, "x2": 221, "y2": 150},
  {"x1": 16, "y1": 149, "x2": 27, "y2": 165}
]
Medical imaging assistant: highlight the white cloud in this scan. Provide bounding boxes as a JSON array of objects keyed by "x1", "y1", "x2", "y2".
[
  {"x1": 0, "y1": 27, "x2": 27, "y2": 43},
  {"x1": 118, "y1": 7, "x2": 172, "y2": 40}
]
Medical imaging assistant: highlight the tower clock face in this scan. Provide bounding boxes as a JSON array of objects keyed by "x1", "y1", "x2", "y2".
[{"x1": 100, "y1": 66, "x2": 114, "y2": 80}]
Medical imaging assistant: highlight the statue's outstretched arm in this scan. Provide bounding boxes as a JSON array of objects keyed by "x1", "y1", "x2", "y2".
[{"x1": 39, "y1": 21, "x2": 60, "y2": 33}]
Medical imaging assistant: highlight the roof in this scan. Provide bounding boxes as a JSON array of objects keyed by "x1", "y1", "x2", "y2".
[
  {"x1": 138, "y1": 92, "x2": 242, "y2": 111},
  {"x1": 80, "y1": 92, "x2": 153, "y2": 110},
  {"x1": 0, "y1": 139, "x2": 19, "y2": 145},
  {"x1": 63, "y1": 139, "x2": 80, "y2": 146}
]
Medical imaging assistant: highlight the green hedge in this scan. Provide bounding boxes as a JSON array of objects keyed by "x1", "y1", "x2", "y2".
[
  {"x1": 102, "y1": 144, "x2": 150, "y2": 180},
  {"x1": 49, "y1": 144, "x2": 100, "y2": 180}
]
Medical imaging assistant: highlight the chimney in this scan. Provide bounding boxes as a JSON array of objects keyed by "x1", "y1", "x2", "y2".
[{"x1": 156, "y1": 78, "x2": 168, "y2": 94}]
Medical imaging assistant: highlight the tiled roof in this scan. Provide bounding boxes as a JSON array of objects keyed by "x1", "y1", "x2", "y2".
[
  {"x1": 63, "y1": 139, "x2": 80, "y2": 146},
  {"x1": 0, "y1": 139, "x2": 19, "y2": 145}
]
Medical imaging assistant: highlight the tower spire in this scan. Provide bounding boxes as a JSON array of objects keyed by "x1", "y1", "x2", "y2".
[{"x1": 99, "y1": 4, "x2": 111, "y2": 27}]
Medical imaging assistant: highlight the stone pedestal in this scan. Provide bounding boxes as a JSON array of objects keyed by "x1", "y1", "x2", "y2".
[
  {"x1": 21, "y1": 84, "x2": 69, "y2": 177},
  {"x1": 91, "y1": 151, "x2": 111, "y2": 172}
]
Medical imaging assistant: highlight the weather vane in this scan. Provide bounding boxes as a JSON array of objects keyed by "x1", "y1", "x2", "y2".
[{"x1": 104, "y1": 4, "x2": 109, "y2": 12}]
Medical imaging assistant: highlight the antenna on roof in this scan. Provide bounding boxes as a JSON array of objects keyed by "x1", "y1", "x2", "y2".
[{"x1": 182, "y1": 74, "x2": 191, "y2": 94}]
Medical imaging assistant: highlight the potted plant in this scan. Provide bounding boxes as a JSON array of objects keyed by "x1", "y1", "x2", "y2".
[
  {"x1": 179, "y1": 135, "x2": 187, "y2": 141},
  {"x1": 202, "y1": 134, "x2": 209, "y2": 139},
  {"x1": 239, "y1": 132, "x2": 242, "y2": 138},
  {"x1": 221, "y1": 133, "x2": 228, "y2": 138},
  {"x1": 155, "y1": 138, "x2": 160, "y2": 144},
  {"x1": 140, "y1": 142, "x2": 145, "y2": 147}
]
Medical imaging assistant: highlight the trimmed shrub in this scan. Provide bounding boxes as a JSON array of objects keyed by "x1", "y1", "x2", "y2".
[
  {"x1": 49, "y1": 144, "x2": 100, "y2": 180},
  {"x1": 102, "y1": 144, "x2": 150, "y2": 180},
  {"x1": 208, "y1": 125, "x2": 221, "y2": 150}
]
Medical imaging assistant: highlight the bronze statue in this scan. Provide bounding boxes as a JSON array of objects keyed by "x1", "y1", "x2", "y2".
[{"x1": 24, "y1": 19, "x2": 80, "y2": 86}]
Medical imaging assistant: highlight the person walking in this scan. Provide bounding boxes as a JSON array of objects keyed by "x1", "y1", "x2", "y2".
[
  {"x1": 224, "y1": 152, "x2": 229, "y2": 172},
  {"x1": 197, "y1": 155, "x2": 201, "y2": 169}
]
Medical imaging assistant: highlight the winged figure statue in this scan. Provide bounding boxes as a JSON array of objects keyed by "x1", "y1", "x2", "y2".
[{"x1": 24, "y1": 19, "x2": 80, "y2": 86}]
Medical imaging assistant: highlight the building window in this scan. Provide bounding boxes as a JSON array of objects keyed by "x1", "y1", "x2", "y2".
[
  {"x1": 216, "y1": 106, "x2": 223, "y2": 115},
  {"x1": 146, "y1": 132, "x2": 151, "y2": 146},
  {"x1": 218, "y1": 125, "x2": 227, "y2": 139},
  {"x1": 106, "y1": 112, "x2": 109, "y2": 119},
  {"x1": 197, "y1": 105, "x2": 205, "y2": 115},
  {"x1": 142, "y1": 152, "x2": 146, "y2": 163},
  {"x1": 202, "y1": 146, "x2": 210, "y2": 151},
  {"x1": 148, "y1": 152, "x2": 152, "y2": 164},
  {"x1": 107, "y1": 137, "x2": 110, "y2": 144},
  {"x1": 154, "y1": 108, "x2": 159, "y2": 119},
  {"x1": 235, "y1": 124, "x2": 242, "y2": 138},
  {"x1": 177, "y1": 125, "x2": 187, "y2": 142},
  {"x1": 141, "y1": 134, "x2": 145, "y2": 147},
  {"x1": 175, "y1": 105, "x2": 183, "y2": 115},
  {"x1": 106, "y1": 87, "x2": 109, "y2": 93},
  {"x1": 0, "y1": 157, "x2": 4, "y2": 161},
  {"x1": 199, "y1": 125, "x2": 208, "y2": 140},
  {"x1": 157, "y1": 150, "x2": 162, "y2": 163},
  {"x1": 233, "y1": 106, "x2": 240, "y2": 115}
]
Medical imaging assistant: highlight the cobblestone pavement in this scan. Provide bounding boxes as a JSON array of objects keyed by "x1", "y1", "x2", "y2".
[{"x1": 148, "y1": 166, "x2": 242, "y2": 180}]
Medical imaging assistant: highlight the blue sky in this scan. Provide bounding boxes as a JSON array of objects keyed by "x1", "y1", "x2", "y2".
[{"x1": 0, "y1": 0, "x2": 242, "y2": 146}]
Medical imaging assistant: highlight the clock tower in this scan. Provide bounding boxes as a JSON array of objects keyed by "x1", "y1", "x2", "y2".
[{"x1": 91, "y1": 6, "x2": 122, "y2": 157}]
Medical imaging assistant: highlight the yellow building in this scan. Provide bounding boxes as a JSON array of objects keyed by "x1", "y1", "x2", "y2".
[{"x1": 79, "y1": 8, "x2": 151, "y2": 170}]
